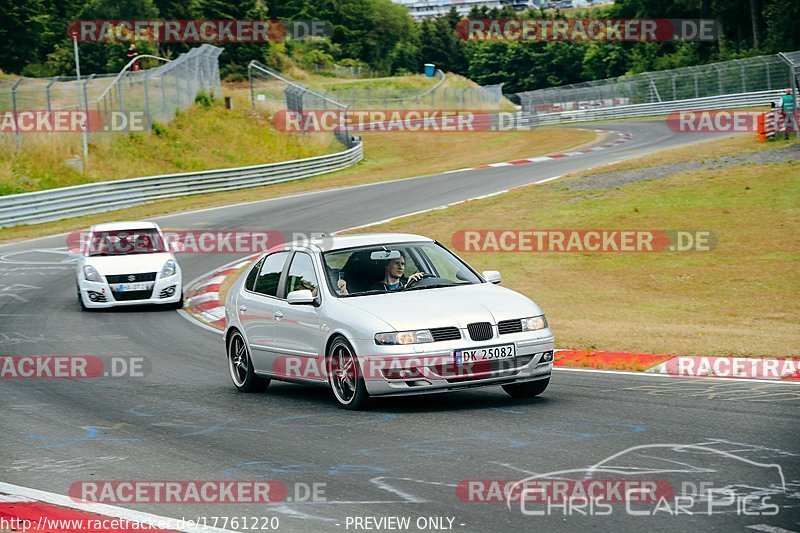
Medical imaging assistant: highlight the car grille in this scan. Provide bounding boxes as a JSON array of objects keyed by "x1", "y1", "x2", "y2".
[
  {"x1": 467, "y1": 322, "x2": 493, "y2": 341},
  {"x1": 105, "y1": 272, "x2": 157, "y2": 284},
  {"x1": 429, "y1": 327, "x2": 461, "y2": 342},
  {"x1": 498, "y1": 319, "x2": 523, "y2": 335},
  {"x1": 111, "y1": 289, "x2": 153, "y2": 301}
]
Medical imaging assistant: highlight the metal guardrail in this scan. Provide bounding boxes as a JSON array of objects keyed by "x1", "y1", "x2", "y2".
[
  {"x1": 524, "y1": 90, "x2": 779, "y2": 125},
  {"x1": 0, "y1": 142, "x2": 363, "y2": 228}
]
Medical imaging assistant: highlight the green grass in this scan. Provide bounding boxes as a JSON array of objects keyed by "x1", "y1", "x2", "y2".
[
  {"x1": 0, "y1": 99, "x2": 340, "y2": 195},
  {"x1": 348, "y1": 136, "x2": 800, "y2": 357}
]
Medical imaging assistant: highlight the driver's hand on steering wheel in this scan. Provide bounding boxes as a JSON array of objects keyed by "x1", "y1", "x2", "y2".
[{"x1": 406, "y1": 272, "x2": 425, "y2": 284}]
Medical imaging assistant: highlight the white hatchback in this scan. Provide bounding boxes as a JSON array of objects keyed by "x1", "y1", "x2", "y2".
[{"x1": 75, "y1": 221, "x2": 183, "y2": 310}]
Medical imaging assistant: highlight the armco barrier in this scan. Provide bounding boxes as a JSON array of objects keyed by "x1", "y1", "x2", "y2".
[
  {"x1": 525, "y1": 90, "x2": 778, "y2": 125},
  {"x1": 0, "y1": 142, "x2": 363, "y2": 227}
]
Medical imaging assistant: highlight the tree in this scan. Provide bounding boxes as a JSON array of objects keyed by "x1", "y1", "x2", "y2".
[{"x1": 0, "y1": 0, "x2": 52, "y2": 74}]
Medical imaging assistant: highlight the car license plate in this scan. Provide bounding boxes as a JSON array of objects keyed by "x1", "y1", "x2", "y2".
[
  {"x1": 118, "y1": 282, "x2": 148, "y2": 291},
  {"x1": 454, "y1": 344, "x2": 516, "y2": 365}
]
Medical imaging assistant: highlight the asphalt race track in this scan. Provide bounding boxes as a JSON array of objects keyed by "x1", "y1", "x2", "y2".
[{"x1": 1, "y1": 121, "x2": 798, "y2": 532}]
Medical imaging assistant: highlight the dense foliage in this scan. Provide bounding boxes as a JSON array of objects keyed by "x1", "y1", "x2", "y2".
[{"x1": 2, "y1": 0, "x2": 797, "y2": 92}]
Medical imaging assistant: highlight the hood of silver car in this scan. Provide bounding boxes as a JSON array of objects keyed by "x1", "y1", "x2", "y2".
[{"x1": 338, "y1": 282, "x2": 542, "y2": 331}]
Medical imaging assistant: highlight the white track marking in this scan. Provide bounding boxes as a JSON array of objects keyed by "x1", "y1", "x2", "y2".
[
  {"x1": 747, "y1": 525, "x2": 799, "y2": 533},
  {"x1": 554, "y1": 366, "x2": 800, "y2": 385},
  {"x1": 533, "y1": 175, "x2": 563, "y2": 184}
]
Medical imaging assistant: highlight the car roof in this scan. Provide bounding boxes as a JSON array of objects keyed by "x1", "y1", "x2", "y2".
[
  {"x1": 304, "y1": 233, "x2": 434, "y2": 252},
  {"x1": 90, "y1": 221, "x2": 159, "y2": 232}
]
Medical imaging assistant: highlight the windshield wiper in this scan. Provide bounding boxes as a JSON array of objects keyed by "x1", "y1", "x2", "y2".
[
  {"x1": 404, "y1": 283, "x2": 459, "y2": 291},
  {"x1": 343, "y1": 289, "x2": 388, "y2": 297}
]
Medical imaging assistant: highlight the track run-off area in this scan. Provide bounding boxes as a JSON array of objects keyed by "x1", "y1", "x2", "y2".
[{"x1": 0, "y1": 121, "x2": 797, "y2": 533}]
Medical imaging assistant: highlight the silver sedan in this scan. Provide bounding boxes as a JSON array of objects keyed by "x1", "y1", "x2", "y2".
[{"x1": 224, "y1": 233, "x2": 554, "y2": 409}]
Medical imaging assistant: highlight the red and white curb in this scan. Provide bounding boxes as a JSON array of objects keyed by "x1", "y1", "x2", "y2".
[
  {"x1": 181, "y1": 256, "x2": 258, "y2": 332},
  {"x1": 0, "y1": 481, "x2": 231, "y2": 533},
  {"x1": 441, "y1": 130, "x2": 632, "y2": 173}
]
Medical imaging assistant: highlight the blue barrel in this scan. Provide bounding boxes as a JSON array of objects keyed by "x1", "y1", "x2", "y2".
[{"x1": 424, "y1": 63, "x2": 435, "y2": 77}]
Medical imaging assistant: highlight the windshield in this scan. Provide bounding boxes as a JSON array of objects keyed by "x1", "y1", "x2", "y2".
[
  {"x1": 322, "y1": 241, "x2": 482, "y2": 297},
  {"x1": 87, "y1": 229, "x2": 166, "y2": 256}
]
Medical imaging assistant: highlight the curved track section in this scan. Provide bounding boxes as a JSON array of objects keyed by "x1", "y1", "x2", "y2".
[{"x1": 1, "y1": 121, "x2": 798, "y2": 533}]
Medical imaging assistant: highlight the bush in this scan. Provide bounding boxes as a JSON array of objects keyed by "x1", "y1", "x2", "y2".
[
  {"x1": 151, "y1": 121, "x2": 167, "y2": 137},
  {"x1": 194, "y1": 91, "x2": 215, "y2": 109},
  {"x1": 224, "y1": 72, "x2": 246, "y2": 83},
  {"x1": 21, "y1": 63, "x2": 56, "y2": 78}
]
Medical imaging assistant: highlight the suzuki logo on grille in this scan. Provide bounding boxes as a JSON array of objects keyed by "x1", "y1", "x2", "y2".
[{"x1": 128, "y1": 275, "x2": 136, "y2": 281}]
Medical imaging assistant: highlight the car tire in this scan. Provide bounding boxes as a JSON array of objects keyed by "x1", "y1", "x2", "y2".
[
  {"x1": 327, "y1": 336, "x2": 369, "y2": 410},
  {"x1": 503, "y1": 378, "x2": 549, "y2": 399},
  {"x1": 227, "y1": 330, "x2": 269, "y2": 393}
]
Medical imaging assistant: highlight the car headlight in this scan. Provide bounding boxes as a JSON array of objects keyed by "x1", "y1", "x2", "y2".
[
  {"x1": 83, "y1": 265, "x2": 101, "y2": 282},
  {"x1": 161, "y1": 259, "x2": 176, "y2": 278},
  {"x1": 521, "y1": 316, "x2": 547, "y2": 331},
  {"x1": 375, "y1": 330, "x2": 434, "y2": 345}
]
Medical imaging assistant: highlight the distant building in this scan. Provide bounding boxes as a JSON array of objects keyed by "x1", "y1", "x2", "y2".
[{"x1": 393, "y1": 0, "x2": 543, "y2": 20}]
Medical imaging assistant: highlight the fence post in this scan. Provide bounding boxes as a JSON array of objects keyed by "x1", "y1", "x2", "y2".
[
  {"x1": 740, "y1": 62, "x2": 747, "y2": 92},
  {"x1": 46, "y1": 77, "x2": 58, "y2": 113},
  {"x1": 117, "y1": 78, "x2": 126, "y2": 134},
  {"x1": 82, "y1": 76, "x2": 94, "y2": 142},
  {"x1": 143, "y1": 71, "x2": 152, "y2": 131},
  {"x1": 160, "y1": 73, "x2": 168, "y2": 119},
  {"x1": 184, "y1": 64, "x2": 192, "y2": 103},
  {"x1": 249, "y1": 65, "x2": 255, "y2": 110},
  {"x1": 671, "y1": 74, "x2": 677, "y2": 100},
  {"x1": 175, "y1": 71, "x2": 182, "y2": 108},
  {"x1": 11, "y1": 79, "x2": 23, "y2": 150}
]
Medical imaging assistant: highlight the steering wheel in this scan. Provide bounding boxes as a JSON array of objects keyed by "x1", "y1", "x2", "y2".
[{"x1": 406, "y1": 272, "x2": 435, "y2": 286}]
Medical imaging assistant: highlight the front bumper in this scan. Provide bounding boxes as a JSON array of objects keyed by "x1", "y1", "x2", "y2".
[
  {"x1": 78, "y1": 275, "x2": 182, "y2": 308},
  {"x1": 357, "y1": 332, "x2": 555, "y2": 397}
]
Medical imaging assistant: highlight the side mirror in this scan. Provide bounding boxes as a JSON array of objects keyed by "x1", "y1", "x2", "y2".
[
  {"x1": 168, "y1": 241, "x2": 183, "y2": 253},
  {"x1": 287, "y1": 289, "x2": 316, "y2": 305},
  {"x1": 482, "y1": 270, "x2": 501, "y2": 284}
]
